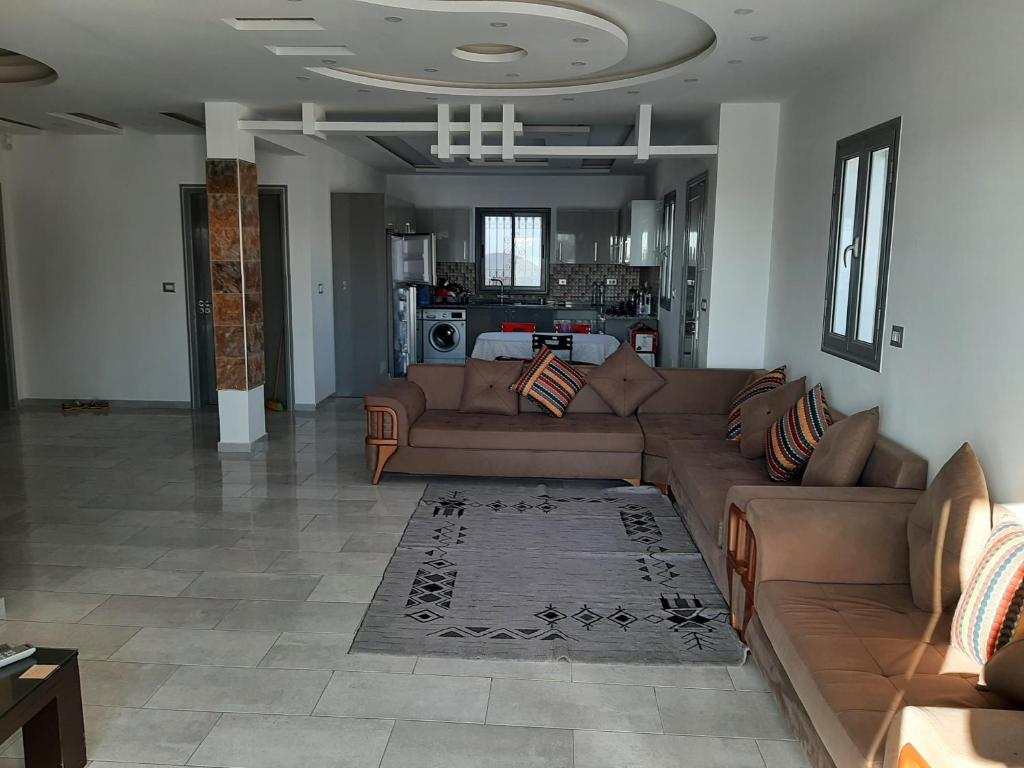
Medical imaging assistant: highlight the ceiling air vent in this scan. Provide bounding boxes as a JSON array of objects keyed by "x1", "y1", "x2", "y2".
[
  {"x1": 223, "y1": 17, "x2": 325, "y2": 31},
  {"x1": 160, "y1": 112, "x2": 205, "y2": 130},
  {"x1": 47, "y1": 112, "x2": 123, "y2": 133}
]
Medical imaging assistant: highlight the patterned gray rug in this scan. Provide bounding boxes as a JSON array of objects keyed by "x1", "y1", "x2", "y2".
[{"x1": 352, "y1": 481, "x2": 746, "y2": 665}]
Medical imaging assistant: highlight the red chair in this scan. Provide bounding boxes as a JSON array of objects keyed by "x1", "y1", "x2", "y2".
[
  {"x1": 501, "y1": 322, "x2": 536, "y2": 333},
  {"x1": 570, "y1": 323, "x2": 592, "y2": 334}
]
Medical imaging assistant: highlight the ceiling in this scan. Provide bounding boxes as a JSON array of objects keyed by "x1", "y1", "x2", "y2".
[{"x1": 0, "y1": 0, "x2": 933, "y2": 172}]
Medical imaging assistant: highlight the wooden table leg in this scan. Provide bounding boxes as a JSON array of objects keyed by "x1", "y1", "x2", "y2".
[{"x1": 22, "y1": 659, "x2": 86, "y2": 768}]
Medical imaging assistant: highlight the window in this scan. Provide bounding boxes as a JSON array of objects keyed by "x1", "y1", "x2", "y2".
[
  {"x1": 477, "y1": 208, "x2": 549, "y2": 293},
  {"x1": 659, "y1": 191, "x2": 677, "y2": 311},
  {"x1": 822, "y1": 118, "x2": 900, "y2": 370}
]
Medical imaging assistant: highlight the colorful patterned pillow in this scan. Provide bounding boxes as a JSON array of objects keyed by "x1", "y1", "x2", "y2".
[
  {"x1": 951, "y1": 520, "x2": 1024, "y2": 665},
  {"x1": 726, "y1": 366, "x2": 787, "y2": 440},
  {"x1": 511, "y1": 346, "x2": 587, "y2": 418},
  {"x1": 765, "y1": 383, "x2": 832, "y2": 482}
]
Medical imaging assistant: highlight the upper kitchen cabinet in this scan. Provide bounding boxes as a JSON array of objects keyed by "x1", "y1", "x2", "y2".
[
  {"x1": 555, "y1": 208, "x2": 620, "y2": 264},
  {"x1": 385, "y1": 197, "x2": 418, "y2": 234},
  {"x1": 421, "y1": 208, "x2": 472, "y2": 262},
  {"x1": 620, "y1": 200, "x2": 661, "y2": 267}
]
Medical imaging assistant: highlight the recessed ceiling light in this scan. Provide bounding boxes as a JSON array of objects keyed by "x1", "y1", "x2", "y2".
[
  {"x1": 384, "y1": 16, "x2": 403, "y2": 22},
  {"x1": 562, "y1": 97, "x2": 575, "y2": 102},
  {"x1": 490, "y1": 21, "x2": 508, "y2": 28},
  {"x1": 728, "y1": 59, "x2": 743, "y2": 64},
  {"x1": 322, "y1": 58, "x2": 337, "y2": 64},
  {"x1": 571, "y1": 61, "x2": 587, "y2": 67},
  {"x1": 750, "y1": 35, "x2": 768, "y2": 42},
  {"x1": 573, "y1": 37, "x2": 590, "y2": 44},
  {"x1": 424, "y1": 67, "x2": 438, "y2": 73},
  {"x1": 425, "y1": 96, "x2": 439, "y2": 101},
  {"x1": 734, "y1": 8, "x2": 754, "y2": 14},
  {"x1": 506, "y1": 73, "x2": 521, "y2": 78},
  {"x1": 358, "y1": 88, "x2": 371, "y2": 93},
  {"x1": 684, "y1": 77, "x2": 699, "y2": 82}
]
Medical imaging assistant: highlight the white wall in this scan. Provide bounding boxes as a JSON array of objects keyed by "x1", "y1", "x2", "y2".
[
  {"x1": 764, "y1": 0, "x2": 1024, "y2": 501},
  {"x1": 0, "y1": 131, "x2": 205, "y2": 402},
  {"x1": 705, "y1": 103, "x2": 781, "y2": 369}
]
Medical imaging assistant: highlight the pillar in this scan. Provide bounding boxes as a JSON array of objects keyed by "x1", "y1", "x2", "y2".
[{"x1": 204, "y1": 102, "x2": 267, "y2": 451}]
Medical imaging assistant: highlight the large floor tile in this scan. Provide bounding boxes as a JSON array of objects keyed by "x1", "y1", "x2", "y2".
[
  {"x1": 216, "y1": 599, "x2": 366, "y2": 633},
  {"x1": 181, "y1": 571, "x2": 322, "y2": 601},
  {"x1": 188, "y1": 713, "x2": 394, "y2": 768},
  {"x1": 1, "y1": 589, "x2": 109, "y2": 622},
  {"x1": 80, "y1": 595, "x2": 238, "y2": 629},
  {"x1": 314, "y1": 670, "x2": 490, "y2": 723},
  {"x1": 486, "y1": 678, "x2": 662, "y2": 733},
  {"x1": 306, "y1": 574, "x2": 381, "y2": 603},
  {"x1": 79, "y1": 659, "x2": 178, "y2": 706},
  {"x1": 729, "y1": 659, "x2": 772, "y2": 691},
  {"x1": 233, "y1": 530, "x2": 352, "y2": 552},
  {"x1": 257, "y1": 632, "x2": 416, "y2": 673},
  {"x1": 145, "y1": 665, "x2": 331, "y2": 714},
  {"x1": 84, "y1": 705, "x2": 219, "y2": 765},
  {"x1": 50, "y1": 543, "x2": 170, "y2": 568},
  {"x1": 572, "y1": 662, "x2": 734, "y2": 689},
  {"x1": 55, "y1": 566, "x2": 199, "y2": 597},
  {"x1": 573, "y1": 730, "x2": 766, "y2": 768},
  {"x1": 656, "y1": 688, "x2": 792, "y2": 739},
  {"x1": 0, "y1": 522, "x2": 142, "y2": 545},
  {"x1": 0, "y1": 621, "x2": 139, "y2": 659},
  {"x1": 123, "y1": 526, "x2": 244, "y2": 548},
  {"x1": 149, "y1": 547, "x2": 282, "y2": 573},
  {"x1": 0, "y1": 563, "x2": 83, "y2": 590},
  {"x1": 414, "y1": 657, "x2": 571, "y2": 682},
  {"x1": 265, "y1": 551, "x2": 391, "y2": 576},
  {"x1": 341, "y1": 533, "x2": 404, "y2": 553},
  {"x1": 758, "y1": 739, "x2": 811, "y2": 768},
  {"x1": 380, "y1": 720, "x2": 572, "y2": 768},
  {"x1": 112, "y1": 627, "x2": 280, "y2": 666}
]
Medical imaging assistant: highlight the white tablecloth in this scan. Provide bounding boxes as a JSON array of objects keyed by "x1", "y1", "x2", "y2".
[{"x1": 472, "y1": 332, "x2": 620, "y2": 365}]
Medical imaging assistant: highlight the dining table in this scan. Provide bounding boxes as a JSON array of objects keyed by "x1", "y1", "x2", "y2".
[{"x1": 471, "y1": 332, "x2": 621, "y2": 365}]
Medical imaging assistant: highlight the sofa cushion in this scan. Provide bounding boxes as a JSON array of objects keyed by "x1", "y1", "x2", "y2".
[
  {"x1": 638, "y1": 413, "x2": 728, "y2": 458},
  {"x1": 739, "y1": 378, "x2": 807, "y2": 459},
  {"x1": 766, "y1": 384, "x2": 832, "y2": 482},
  {"x1": 726, "y1": 366, "x2": 787, "y2": 440},
  {"x1": 983, "y1": 640, "x2": 1024, "y2": 707},
  {"x1": 512, "y1": 347, "x2": 587, "y2": 418},
  {"x1": 587, "y1": 343, "x2": 666, "y2": 417},
  {"x1": 639, "y1": 368, "x2": 756, "y2": 415},
  {"x1": 951, "y1": 518, "x2": 1024, "y2": 664},
  {"x1": 908, "y1": 442, "x2": 991, "y2": 613},
  {"x1": 756, "y1": 581, "x2": 1002, "y2": 768},
  {"x1": 803, "y1": 407, "x2": 880, "y2": 487},
  {"x1": 409, "y1": 410, "x2": 644, "y2": 453},
  {"x1": 459, "y1": 359, "x2": 522, "y2": 416}
]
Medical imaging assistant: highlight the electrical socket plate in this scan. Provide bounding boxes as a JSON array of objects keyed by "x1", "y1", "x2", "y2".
[
  {"x1": 606, "y1": 278, "x2": 617, "y2": 286},
  {"x1": 890, "y1": 325, "x2": 905, "y2": 348},
  {"x1": 162, "y1": 282, "x2": 176, "y2": 293},
  {"x1": 557, "y1": 278, "x2": 567, "y2": 286}
]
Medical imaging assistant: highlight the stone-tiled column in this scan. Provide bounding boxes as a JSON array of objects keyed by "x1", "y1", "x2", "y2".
[{"x1": 205, "y1": 102, "x2": 266, "y2": 450}]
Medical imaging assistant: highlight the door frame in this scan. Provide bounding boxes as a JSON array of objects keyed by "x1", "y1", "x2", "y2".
[
  {"x1": 0, "y1": 185, "x2": 17, "y2": 408},
  {"x1": 679, "y1": 171, "x2": 709, "y2": 369},
  {"x1": 179, "y1": 184, "x2": 294, "y2": 410}
]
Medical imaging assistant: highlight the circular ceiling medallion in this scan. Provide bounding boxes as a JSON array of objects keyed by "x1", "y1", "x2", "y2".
[
  {"x1": 452, "y1": 43, "x2": 527, "y2": 63},
  {"x1": 0, "y1": 48, "x2": 57, "y2": 87}
]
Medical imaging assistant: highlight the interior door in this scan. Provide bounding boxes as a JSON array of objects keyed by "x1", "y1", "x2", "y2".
[
  {"x1": 183, "y1": 188, "x2": 217, "y2": 407},
  {"x1": 0, "y1": 185, "x2": 14, "y2": 409},
  {"x1": 680, "y1": 173, "x2": 708, "y2": 369}
]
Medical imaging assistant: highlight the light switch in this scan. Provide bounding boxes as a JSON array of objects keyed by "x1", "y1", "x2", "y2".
[
  {"x1": 890, "y1": 325, "x2": 904, "y2": 348},
  {"x1": 318, "y1": 283, "x2": 325, "y2": 294},
  {"x1": 162, "y1": 282, "x2": 176, "y2": 293},
  {"x1": 557, "y1": 278, "x2": 567, "y2": 286}
]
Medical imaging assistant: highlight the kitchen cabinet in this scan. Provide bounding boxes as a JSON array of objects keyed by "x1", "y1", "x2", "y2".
[
  {"x1": 385, "y1": 198, "x2": 418, "y2": 233},
  {"x1": 555, "y1": 208, "x2": 619, "y2": 264},
  {"x1": 619, "y1": 200, "x2": 661, "y2": 267},
  {"x1": 420, "y1": 208, "x2": 472, "y2": 262}
]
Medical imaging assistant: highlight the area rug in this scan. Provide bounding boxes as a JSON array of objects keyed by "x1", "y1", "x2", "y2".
[{"x1": 351, "y1": 481, "x2": 746, "y2": 664}]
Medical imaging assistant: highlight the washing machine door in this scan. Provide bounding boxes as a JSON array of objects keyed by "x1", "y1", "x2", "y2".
[{"x1": 428, "y1": 322, "x2": 461, "y2": 353}]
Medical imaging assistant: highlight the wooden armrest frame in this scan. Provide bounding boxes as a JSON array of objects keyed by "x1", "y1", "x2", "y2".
[
  {"x1": 726, "y1": 503, "x2": 758, "y2": 642},
  {"x1": 365, "y1": 404, "x2": 399, "y2": 484}
]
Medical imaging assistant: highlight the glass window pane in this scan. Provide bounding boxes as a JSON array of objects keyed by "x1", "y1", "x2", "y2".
[
  {"x1": 513, "y1": 215, "x2": 543, "y2": 288},
  {"x1": 831, "y1": 155, "x2": 859, "y2": 336},
  {"x1": 483, "y1": 215, "x2": 513, "y2": 287},
  {"x1": 856, "y1": 148, "x2": 889, "y2": 343}
]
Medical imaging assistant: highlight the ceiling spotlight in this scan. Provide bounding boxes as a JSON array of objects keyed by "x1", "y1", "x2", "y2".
[
  {"x1": 571, "y1": 61, "x2": 587, "y2": 67},
  {"x1": 728, "y1": 59, "x2": 744, "y2": 64},
  {"x1": 384, "y1": 16, "x2": 403, "y2": 22},
  {"x1": 562, "y1": 97, "x2": 575, "y2": 102},
  {"x1": 506, "y1": 73, "x2": 520, "y2": 78},
  {"x1": 424, "y1": 67, "x2": 438, "y2": 73},
  {"x1": 322, "y1": 58, "x2": 337, "y2": 64},
  {"x1": 490, "y1": 21, "x2": 508, "y2": 28},
  {"x1": 627, "y1": 89, "x2": 640, "y2": 94},
  {"x1": 425, "y1": 96, "x2": 439, "y2": 101},
  {"x1": 573, "y1": 37, "x2": 590, "y2": 44},
  {"x1": 684, "y1": 77, "x2": 699, "y2": 82},
  {"x1": 358, "y1": 88, "x2": 371, "y2": 93},
  {"x1": 296, "y1": 75, "x2": 311, "y2": 80},
  {"x1": 734, "y1": 8, "x2": 754, "y2": 14},
  {"x1": 750, "y1": 35, "x2": 768, "y2": 41}
]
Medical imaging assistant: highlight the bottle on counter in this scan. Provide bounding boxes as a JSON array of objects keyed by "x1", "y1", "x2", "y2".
[{"x1": 638, "y1": 283, "x2": 652, "y2": 316}]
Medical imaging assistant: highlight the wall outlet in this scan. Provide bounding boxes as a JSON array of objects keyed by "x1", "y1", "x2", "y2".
[
  {"x1": 557, "y1": 278, "x2": 567, "y2": 286},
  {"x1": 162, "y1": 282, "x2": 176, "y2": 293},
  {"x1": 890, "y1": 325, "x2": 905, "y2": 348},
  {"x1": 605, "y1": 278, "x2": 617, "y2": 286}
]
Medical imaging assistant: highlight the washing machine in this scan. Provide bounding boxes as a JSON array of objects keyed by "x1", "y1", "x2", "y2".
[{"x1": 420, "y1": 308, "x2": 467, "y2": 364}]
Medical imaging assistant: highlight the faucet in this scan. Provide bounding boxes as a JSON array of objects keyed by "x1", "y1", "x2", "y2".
[{"x1": 489, "y1": 277, "x2": 507, "y2": 305}]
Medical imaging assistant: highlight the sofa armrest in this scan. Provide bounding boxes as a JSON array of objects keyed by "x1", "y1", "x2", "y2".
[
  {"x1": 746, "y1": 498, "x2": 913, "y2": 586},
  {"x1": 884, "y1": 706, "x2": 1024, "y2": 768},
  {"x1": 364, "y1": 379, "x2": 425, "y2": 447}
]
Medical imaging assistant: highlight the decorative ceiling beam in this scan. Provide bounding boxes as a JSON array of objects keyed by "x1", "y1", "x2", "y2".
[
  {"x1": 635, "y1": 104, "x2": 652, "y2": 163},
  {"x1": 502, "y1": 104, "x2": 515, "y2": 163},
  {"x1": 436, "y1": 104, "x2": 452, "y2": 162},
  {"x1": 302, "y1": 103, "x2": 326, "y2": 140}
]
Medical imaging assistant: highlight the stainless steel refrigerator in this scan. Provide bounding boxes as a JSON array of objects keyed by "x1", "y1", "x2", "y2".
[{"x1": 390, "y1": 233, "x2": 436, "y2": 378}]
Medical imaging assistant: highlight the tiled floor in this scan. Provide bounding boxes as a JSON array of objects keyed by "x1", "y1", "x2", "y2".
[{"x1": 0, "y1": 399, "x2": 810, "y2": 767}]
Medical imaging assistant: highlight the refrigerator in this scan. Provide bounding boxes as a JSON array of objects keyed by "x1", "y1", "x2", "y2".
[{"x1": 390, "y1": 233, "x2": 436, "y2": 377}]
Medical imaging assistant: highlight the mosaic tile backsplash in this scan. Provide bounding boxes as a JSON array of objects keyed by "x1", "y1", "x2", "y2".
[{"x1": 435, "y1": 261, "x2": 658, "y2": 306}]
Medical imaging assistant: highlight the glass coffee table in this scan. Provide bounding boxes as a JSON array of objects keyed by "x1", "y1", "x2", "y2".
[{"x1": 0, "y1": 647, "x2": 86, "y2": 768}]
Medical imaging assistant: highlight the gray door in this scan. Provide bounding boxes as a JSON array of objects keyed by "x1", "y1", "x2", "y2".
[
  {"x1": 0, "y1": 185, "x2": 14, "y2": 409},
  {"x1": 680, "y1": 173, "x2": 708, "y2": 369},
  {"x1": 182, "y1": 186, "x2": 291, "y2": 408}
]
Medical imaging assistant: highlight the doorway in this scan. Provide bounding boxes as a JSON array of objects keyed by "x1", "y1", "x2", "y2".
[
  {"x1": 180, "y1": 185, "x2": 292, "y2": 410},
  {"x1": 679, "y1": 172, "x2": 708, "y2": 369},
  {"x1": 0, "y1": 185, "x2": 15, "y2": 409}
]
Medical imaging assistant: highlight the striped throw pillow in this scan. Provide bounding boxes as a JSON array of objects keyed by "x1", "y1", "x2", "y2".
[
  {"x1": 512, "y1": 347, "x2": 587, "y2": 418},
  {"x1": 765, "y1": 384, "x2": 832, "y2": 482},
  {"x1": 951, "y1": 520, "x2": 1024, "y2": 665},
  {"x1": 727, "y1": 367, "x2": 787, "y2": 440}
]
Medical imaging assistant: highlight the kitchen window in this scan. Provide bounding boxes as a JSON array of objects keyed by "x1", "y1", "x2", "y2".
[
  {"x1": 821, "y1": 118, "x2": 900, "y2": 370},
  {"x1": 477, "y1": 208, "x2": 549, "y2": 293}
]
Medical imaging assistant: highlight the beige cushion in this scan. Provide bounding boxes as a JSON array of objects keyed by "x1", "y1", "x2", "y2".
[
  {"x1": 982, "y1": 640, "x2": 1024, "y2": 707},
  {"x1": 637, "y1": 413, "x2": 727, "y2": 458},
  {"x1": 803, "y1": 407, "x2": 880, "y2": 487},
  {"x1": 738, "y1": 378, "x2": 806, "y2": 459},
  {"x1": 586, "y1": 343, "x2": 666, "y2": 417},
  {"x1": 908, "y1": 442, "x2": 992, "y2": 612},
  {"x1": 885, "y1": 706, "x2": 1024, "y2": 768},
  {"x1": 458, "y1": 359, "x2": 522, "y2": 416}
]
